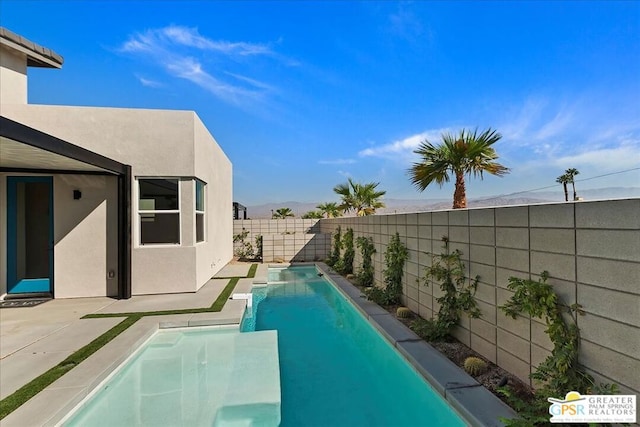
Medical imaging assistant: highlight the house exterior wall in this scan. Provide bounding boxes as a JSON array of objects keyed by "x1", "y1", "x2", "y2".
[
  {"x1": 1, "y1": 104, "x2": 233, "y2": 296},
  {"x1": 317, "y1": 199, "x2": 640, "y2": 396},
  {"x1": 193, "y1": 116, "x2": 233, "y2": 286},
  {"x1": 0, "y1": 44, "x2": 27, "y2": 104},
  {"x1": 0, "y1": 173, "x2": 119, "y2": 297}
]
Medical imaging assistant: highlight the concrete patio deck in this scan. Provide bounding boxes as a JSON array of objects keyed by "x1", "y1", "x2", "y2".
[{"x1": 0, "y1": 262, "x2": 266, "y2": 426}]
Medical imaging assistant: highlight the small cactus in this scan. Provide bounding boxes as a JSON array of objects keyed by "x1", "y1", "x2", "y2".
[
  {"x1": 464, "y1": 356, "x2": 488, "y2": 376},
  {"x1": 396, "y1": 307, "x2": 412, "y2": 318}
]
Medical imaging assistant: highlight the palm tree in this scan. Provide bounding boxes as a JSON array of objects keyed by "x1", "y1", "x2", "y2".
[
  {"x1": 272, "y1": 207, "x2": 294, "y2": 219},
  {"x1": 565, "y1": 168, "x2": 580, "y2": 200},
  {"x1": 556, "y1": 173, "x2": 570, "y2": 202},
  {"x1": 333, "y1": 178, "x2": 386, "y2": 216},
  {"x1": 316, "y1": 202, "x2": 342, "y2": 218},
  {"x1": 408, "y1": 128, "x2": 510, "y2": 209},
  {"x1": 301, "y1": 210, "x2": 324, "y2": 219}
]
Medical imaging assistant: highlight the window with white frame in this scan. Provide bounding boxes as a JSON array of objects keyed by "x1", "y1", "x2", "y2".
[
  {"x1": 138, "y1": 178, "x2": 180, "y2": 245},
  {"x1": 195, "y1": 179, "x2": 205, "y2": 243}
]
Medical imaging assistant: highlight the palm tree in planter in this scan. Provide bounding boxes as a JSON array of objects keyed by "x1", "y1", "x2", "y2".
[
  {"x1": 316, "y1": 202, "x2": 342, "y2": 218},
  {"x1": 556, "y1": 173, "x2": 570, "y2": 202},
  {"x1": 408, "y1": 128, "x2": 510, "y2": 209},
  {"x1": 565, "y1": 168, "x2": 580, "y2": 200},
  {"x1": 333, "y1": 178, "x2": 386, "y2": 216},
  {"x1": 272, "y1": 207, "x2": 295, "y2": 219}
]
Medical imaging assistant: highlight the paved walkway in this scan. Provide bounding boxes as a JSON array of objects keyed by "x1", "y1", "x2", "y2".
[{"x1": 0, "y1": 262, "x2": 266, "y2": 426}]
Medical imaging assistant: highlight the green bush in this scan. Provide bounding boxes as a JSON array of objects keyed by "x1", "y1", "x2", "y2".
[
  {"x1": 233, "y1": 229, "x2": 255, "y2": 260},
  {"x1": 381, "y1": 232, "x2": 409, "y2": 305},
  {"x1": 421, "y1": 237, "x2": 480, "y2": 341},
  {"x1": 327, "y1": 226, "x2": 342, "y2": 267},
  {"x1": 355, "y1": 236, "x2": 375, "y2": 287},
  {"x1": 498, "y1": 271, "x2": 619, "y2": 426},
  {"x1": 338, "y1": 228, "x2": 355, "y2": 274}
]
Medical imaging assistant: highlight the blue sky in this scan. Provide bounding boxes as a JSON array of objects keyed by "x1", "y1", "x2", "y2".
[{"x1": 3, "y1": 1, "x2": 639, "y2": 205}]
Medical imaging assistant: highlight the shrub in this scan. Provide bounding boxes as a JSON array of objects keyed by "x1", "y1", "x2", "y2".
[
  {"x1": 327, "y1": 226, "x2": 342, "y2": 267},
  {"x1": 409, "y1": 317, "x2": 438, "y2": 340},
  {"x1": 381, "y1": 232, "x2": 409, "y2": 304},
  {"x1": 339, "y1": 228, "x2": 355, "y2": 274},
  {"x1": 233, "y1": 229, "x2": 255, "y2": 260},
  {"x1": 498, "y1": 271, "x2": 619, "y2": 426},
  {"x1": 355, "y1": 236, "x2": 375, "y2": 287},
  {"x1": 421, "y1": 237, "x2": 480, "y2": 341},
  {"x1": 365, "y1": 233, "x2": 408, "y2": 305}
]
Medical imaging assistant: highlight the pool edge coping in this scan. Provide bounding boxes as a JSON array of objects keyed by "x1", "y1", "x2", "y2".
[{"x1": 315, "y1": 262, "x2": 517, "y2": 427}]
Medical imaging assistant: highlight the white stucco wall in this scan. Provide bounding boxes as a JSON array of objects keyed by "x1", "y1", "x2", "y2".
[
  {"x1": 53, "y1": 174, "x2": 118, "y2": 298},
  {"x1": 1, "y1": 104, "x2": 233, "y2": 296},
  {"x1": 193, "y1": 116, "x2": 233, "y2": 288},
  {"x1": 0, "y1": 45, "x2": 27, "y2": 104},
  {"x1": 0, "y1": 173, "x2": 118, "y2": 298}
]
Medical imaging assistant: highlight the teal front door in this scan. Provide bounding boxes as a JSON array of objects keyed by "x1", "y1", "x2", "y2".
[{"x1": 7, "y1": 177, "x2": 54, "y2": 294}]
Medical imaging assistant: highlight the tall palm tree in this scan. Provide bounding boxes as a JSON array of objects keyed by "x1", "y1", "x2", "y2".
[
  {"x1": 556, "y1": 173, "x2": 570, "y2": 202},
  {"x1": 408, "y1": 128, "x2": 510, "y2": 209},
  {"x1": 333, "y1": 178, "x2": 386, "y2": 216},
  {"x1": 565, "y1": 168, "x2": 580, "y2": 200},
  {"x1": 272, "y1": 207, "x2": 294, "y2": 219},
  {"x1": 316, "y1": 202, "x2": 342, "y2": 218}
]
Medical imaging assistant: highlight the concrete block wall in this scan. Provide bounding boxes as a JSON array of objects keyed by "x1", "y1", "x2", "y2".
[
  {"x1": 233, "y1": 219, "x2": 330, "y2": 262},
  {"x1": 317, "y1": 199, "x2": 640, "y2": 395}
]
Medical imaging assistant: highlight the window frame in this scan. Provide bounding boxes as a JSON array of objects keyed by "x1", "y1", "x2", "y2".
[
  {"x1": 137, "y1": 177, "x2": 181, "y2": 246},
  {"x1": 195, "y1": 179, "x2": 206, "y2": 243}
]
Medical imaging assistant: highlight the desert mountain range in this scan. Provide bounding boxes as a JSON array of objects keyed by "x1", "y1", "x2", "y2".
[{"x1": 240, "y1": 187, "x2": 640, "y2": 219}]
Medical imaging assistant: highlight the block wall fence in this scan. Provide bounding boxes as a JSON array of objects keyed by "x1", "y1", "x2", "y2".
[
  {"x1": 235, "y1": 199, "x2": 639, "y2": 395},
  {"x1": 233, "y1": 219, "x2": 330, "y2": 262}
]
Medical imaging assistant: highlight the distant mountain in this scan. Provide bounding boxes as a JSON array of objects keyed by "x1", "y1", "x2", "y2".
[{"x1": 242, "y1": 187, "x2": 639, "y2": 219}]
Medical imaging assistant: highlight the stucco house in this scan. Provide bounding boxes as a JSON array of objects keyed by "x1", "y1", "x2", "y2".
[{"x1": 0, "y1": 28, "x2": 233, "y2": 300}]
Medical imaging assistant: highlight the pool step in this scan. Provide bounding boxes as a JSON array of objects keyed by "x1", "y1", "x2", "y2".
[{"x1": 213, "y1": 330, "x2": 281, "y2": 427}]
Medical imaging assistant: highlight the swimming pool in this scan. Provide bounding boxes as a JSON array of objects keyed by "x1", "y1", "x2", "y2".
[
  {"x1": 244, "y1": 265, "x2": 467, "y2": 426},
  {"x1": 60, "y1": 265, "x2": 468, "y2": 426},
  {"x1": 60, "y1": 325, "x2": 282, "y2": 426}
]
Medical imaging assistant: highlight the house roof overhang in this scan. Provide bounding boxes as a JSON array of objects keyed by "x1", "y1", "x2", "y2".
[
  {"x1": 0, "y1": 116, "x2": 127, "y2": 174},
  {"x1": 0, "y1": 27, "x2": 64, "y2": 68}
]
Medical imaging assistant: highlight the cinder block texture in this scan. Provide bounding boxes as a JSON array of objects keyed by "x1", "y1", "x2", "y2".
[
  {"x1": 530, "y1": 203, "x2": 574, "y2": 228},
  {"x1": 576, "y1": 199, "x2": 640, "y2": 229}
]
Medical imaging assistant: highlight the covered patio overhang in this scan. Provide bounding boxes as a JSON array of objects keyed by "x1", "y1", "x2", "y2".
[{"x1": 0, "y1": 116, "x2": 132, "y2": 299}]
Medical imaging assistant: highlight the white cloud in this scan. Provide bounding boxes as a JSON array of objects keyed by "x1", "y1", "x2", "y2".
[
  {"x1": 119, "y1": 25, "x2": 282, "y2": 106},
  {"x1": 552, "y1": 138, "x2": 640, "y2": 171},
  {"x1": 358, "y1": 128, "x2": 452, "y2": 161},
  {"x1": 136, "y1": 75, "x2": 162, "y2": 88},
  {"x1": 170, "y1": 57, "x2": 259, "y2": 103},
  {"x1": 318, "y1": 159, "x2": 357, "y2": 165},
  {"x1": 123, "y1": 25, "x2": 273, "y2": 57}
]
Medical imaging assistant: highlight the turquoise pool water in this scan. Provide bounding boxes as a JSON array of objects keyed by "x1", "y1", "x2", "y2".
[{"x1": 244, "y1": 265, "x2": 466, "y2": 427}]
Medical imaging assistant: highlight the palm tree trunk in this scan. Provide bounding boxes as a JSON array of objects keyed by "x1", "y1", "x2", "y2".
[
  {"x1": 453, "y1": 172, "x2": 467, "y2": 209},
  {"x1": 571, "y1": 183, "x2": 577, "y2": 201},
  {"x1": 563, "y1": 183, "x2": 569, "y2": 202}
]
